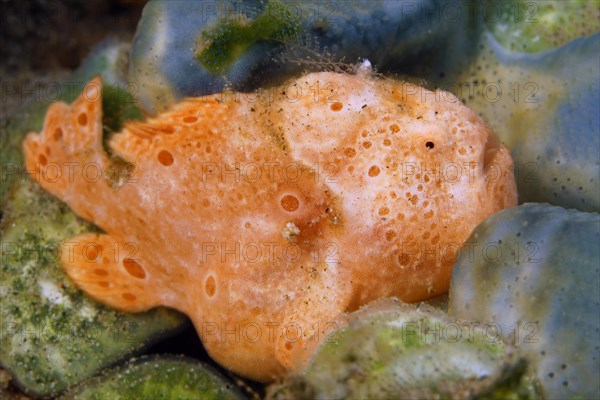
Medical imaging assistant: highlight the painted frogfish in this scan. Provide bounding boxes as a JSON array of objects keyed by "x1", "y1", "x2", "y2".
[{"x1": 23, "y1": 70, "x2": 517, "y2": 381}]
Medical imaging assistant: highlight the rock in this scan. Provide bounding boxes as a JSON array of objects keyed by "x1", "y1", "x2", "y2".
[
  {"x1": 267, "y1": 298, "x2": 537, "y2": 399},
  {"x1": 61, "y1": 355, "x2": 244, "y2": 400},
  {"x1": 449, "y1": 203, "x2": 600, "y2": 399}
]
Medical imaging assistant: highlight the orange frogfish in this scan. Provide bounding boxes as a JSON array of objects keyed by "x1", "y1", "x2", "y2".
[{"x1": 23, "y1": 70, "x2": 517, "y2": 381}]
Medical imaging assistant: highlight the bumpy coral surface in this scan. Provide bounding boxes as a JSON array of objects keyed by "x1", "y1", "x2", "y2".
[{"x1": 23, "y1": 71, "x2": 516, "y2": 381}]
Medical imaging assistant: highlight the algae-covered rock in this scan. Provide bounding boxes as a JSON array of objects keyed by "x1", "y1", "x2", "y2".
[
  {"x1": 484, "y1": 0, "x2": 600, "y2": 53},
  {"x1": 0, "y1": 177, "x2": 186, "y2": 397},
  {"x1": 61, "y1": 355, "x2": 245, "y2": 400},
  {"x1": 1, "y1": 101, "x2": 48, "y2": 211},
  {"x1": 0, "y1": 42, "x2": 187, "y2": 397},
  {"x1": 449, "y1": 203, "x2": 600, "y2": 399},
  {"x1": 129, "y1": 0, "x2": 477, "y2": 113},
  {"x1": 267, "y1": 299, "x2": 537, "y2": 399}
]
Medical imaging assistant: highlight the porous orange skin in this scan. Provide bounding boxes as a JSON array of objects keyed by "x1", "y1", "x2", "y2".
[{"x1": 23, "y1": 72, "x2": 517, "y2": 381}]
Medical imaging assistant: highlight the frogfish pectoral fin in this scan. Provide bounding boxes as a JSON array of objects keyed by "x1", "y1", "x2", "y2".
[{"x1": 61, "y1": 232, "x2": 159, "y2": 312}]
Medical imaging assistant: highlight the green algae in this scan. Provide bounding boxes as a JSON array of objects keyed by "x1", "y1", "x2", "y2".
[
  {"x1": 61, "y1": 355, "x2": 244, "y2": 400},
  {"x1": 484, "y1": 0, "x2": 600, "y2": 53},
  {"x1": 197, "y1": 0, "x2": 301, "y2": 73}
]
